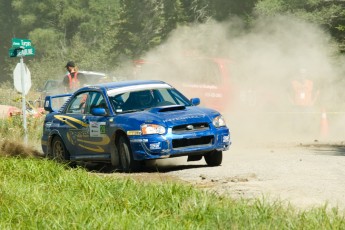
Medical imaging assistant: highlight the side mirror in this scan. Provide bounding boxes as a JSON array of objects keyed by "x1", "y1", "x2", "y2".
[
  {"x1": 190, "y1": 98, "x2": 200, "y2": 106},
  {"x1": 44, "y1": 96, "x2": 54, "y2": 112},
  {"x1": 91, "y1": 107, "x2": 107, "y2": 116}
]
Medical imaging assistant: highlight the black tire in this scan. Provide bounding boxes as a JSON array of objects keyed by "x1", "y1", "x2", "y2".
[
  {"x1": 51, "y1": 136, "x2": 70, "y2": 163},
  {"x1": 204, "y1": 150, "x2": 222, "y2": 166},
  {"x1": 117, "y1": 135, "x2": 141, "y2": 172}
]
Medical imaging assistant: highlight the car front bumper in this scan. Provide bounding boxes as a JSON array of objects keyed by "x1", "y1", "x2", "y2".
[{"x1": 129, "y1": 128, "x2": 231, "y2": 161}]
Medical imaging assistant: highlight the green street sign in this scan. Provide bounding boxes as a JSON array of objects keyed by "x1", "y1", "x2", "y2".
[
  {"x1": 9, "y1": 48, "x2": 17, "y2": 57},
  {"x1": 12, "y1": 38, "x2": 32, "y2": 49},
  {"x1": 9, "y1": 47, "x2": 35, "y2": 57}
]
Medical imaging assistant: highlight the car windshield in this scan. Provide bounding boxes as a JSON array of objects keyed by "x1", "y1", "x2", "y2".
[{"x1": 108, "y1": 87, "x2": 192, "y2": 113}]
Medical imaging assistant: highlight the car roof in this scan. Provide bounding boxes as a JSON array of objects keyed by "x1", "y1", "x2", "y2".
[{"x1": 78, "y1": 80, "x2": 172, "y2": 95}]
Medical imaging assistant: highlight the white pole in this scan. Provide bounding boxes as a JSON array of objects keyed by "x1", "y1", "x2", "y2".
[{"x1": 20, "y1": 55, "x2": 28, "y2": 144}]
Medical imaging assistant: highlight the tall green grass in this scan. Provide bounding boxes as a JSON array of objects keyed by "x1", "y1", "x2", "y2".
[
  {"x1": 0, "y1": 115, "x2": 43, "y2": 146},
  {"x1": 0, "y1": 85, "x2": 44, "y2": 145},
  {"x1": 0, "y1": 157, "x2": 344, "y2": 229}
]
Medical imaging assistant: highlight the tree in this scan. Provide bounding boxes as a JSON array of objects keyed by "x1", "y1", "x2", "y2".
[
  {"x1": 4, "y1": 0, "x2": 121, "y2": 86},
  {"x1": 254, "y1": 0, "x2": 345, "y2": 52},
  {"x1": 209, "y1": 0, "x2": 257, "y2": 21},
  {"x1": 0, "y1": 0, "x2": 20, "y2": 82},
  {"x1": 114, "y1": 0, "x2": 168, "y2": 59},
  {"x1": 2, "y1": 0, "x2": 345, "y2": 88}
]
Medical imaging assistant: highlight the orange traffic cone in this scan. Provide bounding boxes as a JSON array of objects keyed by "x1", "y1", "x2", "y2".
[{"x1": 320, "y1": 109, "x2": 329, "y2": 138}]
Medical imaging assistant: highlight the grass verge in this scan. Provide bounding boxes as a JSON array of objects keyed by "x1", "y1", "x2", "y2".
[{"x1": 0, "y1": 157, "x2": 344, "y2": 229}]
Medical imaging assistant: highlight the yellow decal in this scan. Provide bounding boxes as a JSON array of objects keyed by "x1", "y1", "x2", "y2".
[
  {"x1": 67, "y1": 132, "x2": 71, "y2": 142},
  {"x1": 79, "y1": 144, "x2": 104, "y2": 153},
  {"x1": 127, "y1": 130, "x2": 141, "y2": 135},
  {"x1": 56, "y1": 115, "x2": 110, "y2": 153},
  {"x1": 67, "y1": 132, "x2": 77, "y2": 145},
  {"x1": 78, "y1": 135, "x2": 110, "y2": 145},
  {"x1": 54, "y1": 115, "x2": 89, "y2": 128},
  {"x1": 77, "y1": 135, "x2": 110, "y2": 153}
]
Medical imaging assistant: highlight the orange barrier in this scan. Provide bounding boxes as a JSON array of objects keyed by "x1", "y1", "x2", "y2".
[{"x1": 0, "y1": 105, "x2": 21, "y2": 119}]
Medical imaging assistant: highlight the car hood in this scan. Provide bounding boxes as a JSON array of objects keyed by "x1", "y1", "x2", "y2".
[{"x1": 116, "y1": 105, "x2": 220, "y2": 127}]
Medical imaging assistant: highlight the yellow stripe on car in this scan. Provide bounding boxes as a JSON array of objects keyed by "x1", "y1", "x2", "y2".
[
  {"x1": 77, "y1": 136, "x2": 110, "y2": 145},
  {"x1": 54, "y1": 115, "x2": 89, "y2": 128},
  {"x1": 79, "y1": 144, "x2": 105, "y2": 153}
]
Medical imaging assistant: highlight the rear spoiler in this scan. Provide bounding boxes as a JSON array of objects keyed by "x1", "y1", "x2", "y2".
[{"x1": 44, "y1": 93, "x2": 72, "y2": 113}]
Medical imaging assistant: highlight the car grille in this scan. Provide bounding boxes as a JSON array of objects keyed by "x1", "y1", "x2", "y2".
[
  {"x1": 172, "y1": 135, "x2": 214, "y2": 149},
  {"x1": 172, "y1": 122, "x2": 209, "y2": 133}
]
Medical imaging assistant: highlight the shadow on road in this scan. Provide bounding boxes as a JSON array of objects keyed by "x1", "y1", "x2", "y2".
[{"x1": 300, "y1": 142, "x2": 345, "y2": 156}]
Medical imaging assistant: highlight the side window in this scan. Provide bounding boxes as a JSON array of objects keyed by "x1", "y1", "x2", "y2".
[
  {"x1": 169, "y1": 90, "x2": 189, "y2": 105},
  {"x1": 159, "y1": 89, "x2": 176, "y2": 104},
  {"x1": 66, "y1": 92, "x2": 89, "y2": 114},
  {"x1": 159, "y1": 88, "x2": 190, "y2": 106},
  {"x1": 120, "y1": 92, "x2": 130, "y2": 103},
  {"x1": 88, "y1": 92, "x2": 109, "y2": 115},
  {"x1": 110, "y1": 94, "x2": 125, "y2": 112}
]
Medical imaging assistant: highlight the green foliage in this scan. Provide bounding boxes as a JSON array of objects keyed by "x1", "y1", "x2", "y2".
[
  {"x1": 0, "y1": 87, "x2": 44, "y2": 142},
  {"x1": 11, "y1": 0, "x2": 64, "y2": 34},
  {"x1": 254, "y1": 0, "x2": 345, "y2": 51},
  {"x1": 209, "y1": 0, "x2": 257, "y2": 21},
  {"x1": 29, "y1": 28, "x2": 65, "y2": 59},
  {"x1": 114, "y1": 0, "x2": 161, "y2": 58},
  {"x1": 0, "y1": 115, "x2": 43, "y2": 143},
  {"x1": 2, "y1": 0, "x2": 345, "y2": 86}
]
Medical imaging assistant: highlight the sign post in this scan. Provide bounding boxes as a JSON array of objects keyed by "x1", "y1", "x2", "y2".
[
  {"x1": 20, "y1": 54, "x2": 28, "y2": 144},
  {"x1": 13, "y1": 63, "x2": 31, "y2": 94},
  {"x1": 9, "y1": 38, "x2": 35, "y2": 144}
]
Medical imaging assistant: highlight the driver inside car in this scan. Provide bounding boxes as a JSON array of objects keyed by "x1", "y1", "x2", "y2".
[
  {"x1": 138, "y1": 90, "x2": 154, "y2": 107},
  {"x1": 122, "y1": 90, "x2": 154, "y2": 111}
]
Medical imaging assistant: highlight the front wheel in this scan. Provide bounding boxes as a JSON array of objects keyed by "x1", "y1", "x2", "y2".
[
  {"x1": 204, "y1": 150, "x2": 222, "y2": 166},
  {"x1": 117, "y1": 136, "x2": 141, "y2": 172},
  {"x1": 51, "y1": 136, "x2": 70, "y2": 163}
]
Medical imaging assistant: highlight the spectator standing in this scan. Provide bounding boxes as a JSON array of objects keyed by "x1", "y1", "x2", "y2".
[
  {"x1": 291, "y1": 68, "x2": 319, "y2": 107},
  {"x1": 290, "y1": 68, "x2": 320, "y2": 137},
  {"x1": 63, "y1": 61, "x2": 86, "y2": 93}
]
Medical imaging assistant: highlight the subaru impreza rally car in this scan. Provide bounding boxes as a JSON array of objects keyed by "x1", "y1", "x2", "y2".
[{"x1": 41, "y1": 80, "x2": 231, "y2": 172}]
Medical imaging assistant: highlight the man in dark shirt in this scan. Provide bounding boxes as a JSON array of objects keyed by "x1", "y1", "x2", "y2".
[{"x1": 63, "y1": 61, "x2": 86, "y2": 93}]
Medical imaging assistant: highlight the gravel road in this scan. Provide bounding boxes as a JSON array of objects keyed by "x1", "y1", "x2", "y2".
[
  {"x1": 132, "y1": 140, "x2": 345, "y2": 211},
  {"x1": 91, "y1": 112, "x2": 345, "y2": 211}
]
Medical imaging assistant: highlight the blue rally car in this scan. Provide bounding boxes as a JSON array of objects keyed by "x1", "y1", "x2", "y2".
[{"x1": 41, "y1": 80, "x2": 231, "y2": 172}]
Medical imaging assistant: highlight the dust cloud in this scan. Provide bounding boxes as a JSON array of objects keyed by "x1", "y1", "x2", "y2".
[
  {"x1": 120, "y1": 15, "x2": 345, "y2": 145},
  {"x1": 0, "y1": 140, "x2": 43, "y2": 158}
]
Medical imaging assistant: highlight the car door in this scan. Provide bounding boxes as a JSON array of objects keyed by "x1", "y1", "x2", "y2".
[
  {"x1": 77, "y1": 91, "x2": 112, "y2": 159},
  {"x1": 58, "y1": 92, "x2": 90, "y2": 156}
]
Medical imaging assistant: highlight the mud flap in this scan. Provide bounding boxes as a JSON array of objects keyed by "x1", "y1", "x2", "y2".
[{"x1": 187, "y1": 155, "x2": 203, "y2": 161}]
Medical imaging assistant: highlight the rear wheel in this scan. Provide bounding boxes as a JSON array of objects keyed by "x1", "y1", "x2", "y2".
[
  {"x1": 51, "y1": 136, "x2": 70, "y2": 163},
  {"x1": 118, "y1": 135, "x2": 141, "y2": 172},
  {"x1": 204, "y1": 150, "x2": 222, "y2": 166}
]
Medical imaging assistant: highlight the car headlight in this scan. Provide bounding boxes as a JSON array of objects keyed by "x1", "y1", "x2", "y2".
[
  {"x1": 141, "y1": 124, "x2": 166, "y2": 135},
  {"x1": 213, "y1": 115, "x2": 226, "y2": 128}
]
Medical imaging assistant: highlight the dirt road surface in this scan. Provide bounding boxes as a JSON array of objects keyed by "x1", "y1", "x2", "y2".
[
  {"x1": 130, "y1": 140, "x2": 345, "y2": 211},
  {"x1": 108, "y1": 111, "x2": 345, "y2": 211}
]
